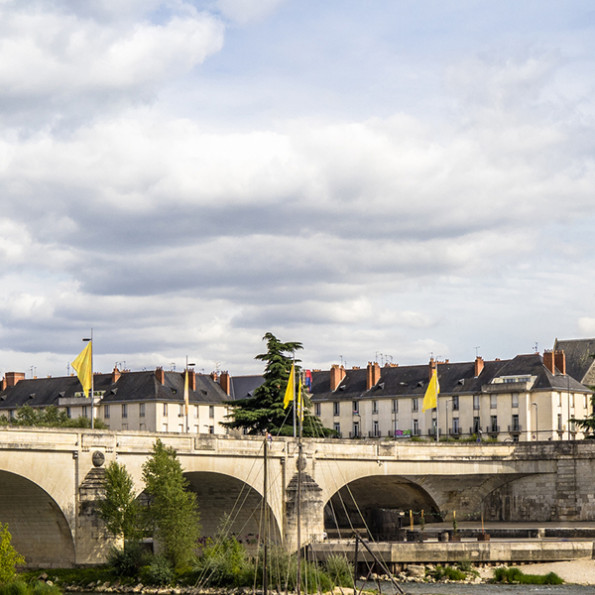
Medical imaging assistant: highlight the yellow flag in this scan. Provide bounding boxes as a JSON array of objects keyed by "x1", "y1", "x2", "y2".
[
  {"x1": 184, "y1": 369, "x2": 189, "y2": 416},
  {"x1": 422, "y1": 367, "x2": 439, "y2": 412},
  {"x1": 283, "y1": 363, "x2": 295, "y2": 409},
  {"x1": 297, "y1": 376, "x2": 304, "y2": 421},
  {"x1": 72, "y1": 342, "x2": 92, "y2": 396}
]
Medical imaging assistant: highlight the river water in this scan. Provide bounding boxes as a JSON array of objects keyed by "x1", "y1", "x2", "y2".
[{"x1": 360, "y1": 581, "x2": 595, "y2": 594}]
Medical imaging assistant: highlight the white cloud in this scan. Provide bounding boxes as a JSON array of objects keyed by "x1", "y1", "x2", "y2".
[{"x1": 215, "y1": 0, "x2": 285, "y2": 25}]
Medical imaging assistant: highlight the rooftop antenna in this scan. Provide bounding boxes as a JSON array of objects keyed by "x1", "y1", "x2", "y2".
[
  {"x1": 339, "y1": 355, "x2": 344, "y2": 367},
  {"x1": 474, "y1": 346, "x2": 481, "y2": 358},
  {"x1": 215, "y1": 361, "x2": 221, "y2": 374},
  {"x1": 66, "y1": 363, "x2": 70, "y2": 376},
  {"x1": 170, "y1": 362, "x2": 176, "y2": 371},
  {"x1": 533, "y1": 342, "x2": 539, "y2": 353},
  {"x1": 29, "y1": 366, "x2": 36, "y2": 378}
]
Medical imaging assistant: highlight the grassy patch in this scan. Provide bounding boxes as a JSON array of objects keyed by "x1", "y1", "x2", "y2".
[{"x1": 492, "y1": 567, "x2": 563, "y2": 585}]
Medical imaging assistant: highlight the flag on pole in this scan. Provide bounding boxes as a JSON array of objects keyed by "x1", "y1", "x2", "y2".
[
  {"x1": 283, "y1": 363, "x2": 295, "y2": 409},
  {"x1": 297, "y1": 375, "x2": 304, "y2": 421},
  {"x1": 184, "y1": 369, "x2": 189, "y2": 416},
  {"x1": 422, "y1": 367, "x2": 439, "y2": 412},
  {"x1": 72, "y1": 341, "x2": 92, "y2": 396}
]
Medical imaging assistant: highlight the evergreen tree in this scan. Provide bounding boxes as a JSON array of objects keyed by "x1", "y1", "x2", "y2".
[
  {"x1": 225, "y1": 332, "x2": 331, "y2": 436},
  {"x1": 98, "y1": 461, "x2": 140, "y2": 543},
  {"x1": 142, "y1": 440, "x2": 200, "y2": 569}
]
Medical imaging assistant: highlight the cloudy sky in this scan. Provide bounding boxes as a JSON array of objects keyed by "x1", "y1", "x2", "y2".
[{"x1": 1, "y1": 0, "x2": 595, "y2": 378}]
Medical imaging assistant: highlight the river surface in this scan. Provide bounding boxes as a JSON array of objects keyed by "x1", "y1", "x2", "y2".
[{"x1": 359, "y1": 581, "x2": 595, "y2": 594}]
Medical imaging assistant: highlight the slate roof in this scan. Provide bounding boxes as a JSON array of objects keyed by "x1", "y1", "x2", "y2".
[
  {"x1": 0, "y1": 370, "x2": 230, "y2": 409},
  {"x1": 309, "y1": 353, "x2": 591, "y2": 402},
  {"x1": 99, "y1": 371, "x2": 229, "y2": 405},
  {"x1": 228, "y1": 375, "x2": 264, "y2": 401},
  {"x1": 554, "y1": 338, "x2": 595, "y2": 385},
  {"x1": 0, "y1": 373, "x2": 113, "y2": 410}
]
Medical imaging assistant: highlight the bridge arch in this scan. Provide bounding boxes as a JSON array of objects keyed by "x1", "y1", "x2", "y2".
[
  {"x1": 184, "y1": 471, "x2": 282, "y2": 543},
  {"x1": 0, "y1": 470, "x2": 75, "y2": 566},
  {"x1": 323, "y1": 474, "x2": 441, "y2": 537}
]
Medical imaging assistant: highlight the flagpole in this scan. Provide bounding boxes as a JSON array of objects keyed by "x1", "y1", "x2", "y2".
[
  {"x1": 435, "y1": 363, "x2": 439, "y2": 444},
  {"x1": 292, "y1": 355, "x2": 296, "y2": 438},
  {"x1": 83, "y1": 329, "x2": 94, "y2": 429}
]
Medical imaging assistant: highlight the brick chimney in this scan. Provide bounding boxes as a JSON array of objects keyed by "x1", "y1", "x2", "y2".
[
  {"x1": 4, "y1": 372, "x2": 25, "y2": 389},
  {"x1": 474, "y1": 356, "x2": 484, "y2": 377},
  {"x1": 155, "y1": 367, "x2": 165, "y2": 384},
  {"x1": 330, "y1": 365, "x2": 346, "y2": 391},
  {"x1": 112, "y1": 367, "x2": 121, "y2": 384},
  {"x1": 186, "y1": 369, "x2": 196, "y2": 391},
  {"x1": 554, "y1": 350, "x2": 566, "y2": 375},
  {"x1": 219, "y1": 371, "x2": 231, "y2": 396},
  {"x1": 543, "y1": 351, "x2": 555, "y2": 374},
  {"x1": 366, "y1": 361, "x2": 381, "y2": 390}
]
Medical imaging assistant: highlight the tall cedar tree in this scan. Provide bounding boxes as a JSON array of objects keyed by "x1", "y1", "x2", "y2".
[
  {"x1": 98, "y1": 461, "x2": 140, "y2": 543},
  {"x1": 142, "y1": 440, "x2": 200, "y2": 569},
  {"x1": 225, "y1": 332, "x2": 330, "y2": 436}
]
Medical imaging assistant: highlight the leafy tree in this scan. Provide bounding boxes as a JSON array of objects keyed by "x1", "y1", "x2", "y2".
[
  {"x1": 98, "y1": 461, "x2": 140, "y2": 543},
  {"x1": 225, "y1": 332, "x2": 331, "y2": 436},
  {"x1": 0, "y1": 405, "x2": 108, "y2": 430},
  {"x1": 573, "y1": 393, "x2": 595, "y2": 437},
  {"x1": 142, "y1": 440, "x2": 200, "y2": 569},
  {"x1": 0, "y1": 523, "x2": 24, "y2": 584}
]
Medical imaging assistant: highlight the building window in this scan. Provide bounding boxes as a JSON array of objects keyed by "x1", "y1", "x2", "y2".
[
  {"x1": 585, "y1": 395, "x2": 588, "y2": 408},
  {"x1": 473, "y1": 416, "x2": 480, "y2": 434},
  {"x1": 122, "y1": 404, "x2": 128, "y2": 418},
  {"x1": 195, "y1": 405, "x2": 199, "y2": 417},
  {"x1": 512, "y1": 393, "x2": 519, "y2": 408},
  {"x1": 179, "y1": 404, "x2": 184, "y2": 417},
  {"x1": 571, "y1": 394, "x2": 575, "y2": 408},
  {"x1": 140, "y1": 403, "x2": 145, "y2": 417},
  {"x1": 452, "y1": 417, "x2": 460, "y2": 435},
  {"x1": 452, "y1": 396, "x2": 459, "y2": 411},
  {"x1": 373, "y1": 420, "x2": 379, "y2": 437},
  {"x1": 512, "y1": 414, "x2": 520, "y2": 431},
  {"x1": 163, "y1": 403, "x2": 168, "y2": 416},
  {"x1": 334, "y1": 422, "x2": 341, "y2": 436},
  {"x1": 413, "y1": 419, "x2": 419, "y2": 435},
  {"x1": 352, "y1": 401, "x2": 359, "y2": 415},
  {"x1": 82, "y1": 405, "x2": 88, "y2": 418},
  {"x1": 490, "y1": 395, "x2": 497, "y2": 409},
  {"x1": 392, "y1": 399, "x2": 398, "y2": 413},
  {"x1": 473, "y1": 394, "x2": 480, "y2": 410},
  {"x1": 558, "y1": 392, "x2": 562, "y2": 407},
  {"x1": 490, "y1": 415, "x2": 498, "y2": 432},
  {"x1": 103, "y1": 405, "x2": 109, "y2": 419},
  {"x1": 372, "y1": 400, "x2": 378, "y2": 414},
  {"x1": 66, "y1": 407, "x2": 72, "y2": 419},
  {"x1": 411, "y1": 398, "x2": 419, "y2": 412},
  {"x1": 352, "y1": 421, "x2": 360, "y2": 438},
  {"x1": 557, "y1": 413, "x2": 563, "y2": 431},
  {"x1": 140, "y1": 423, "x2": 146, "y2": 431},
  {"x1": 209, "y1": 425, "x2": 214, "y2": 434},
  {"x1": 333, "y1": 402, "x2": 340, "y2": 416},
  {"x1": 209, "y1": 405, "x2": 214, "y2": 418},
  {"x1": 315, "y1": 403, "x2": 321, "y2": 416}
]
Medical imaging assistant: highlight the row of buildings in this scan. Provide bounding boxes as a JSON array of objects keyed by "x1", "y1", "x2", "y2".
[{"x1": 1, "y1": 338, "x2": 594, "y2": 442}]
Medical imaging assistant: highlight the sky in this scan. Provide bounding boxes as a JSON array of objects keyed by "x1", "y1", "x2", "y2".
[{"x1": 2, "y1": 0, "x2": 595, "y2": 378}]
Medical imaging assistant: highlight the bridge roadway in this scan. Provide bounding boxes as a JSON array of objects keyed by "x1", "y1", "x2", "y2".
[{"x1": 0, "y1": 428, "x2": 593, "y2": 567}]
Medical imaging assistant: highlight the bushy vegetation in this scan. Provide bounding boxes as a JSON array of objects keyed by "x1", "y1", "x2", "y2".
[
  {"x1": 492, "y1": 566, "x2": 563, "y2": 585},
  {"x1": 0, "y1": 405, "x2": 108, "y2": 429}
]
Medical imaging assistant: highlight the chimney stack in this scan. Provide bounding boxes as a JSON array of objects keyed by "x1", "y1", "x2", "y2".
[
  {"x1": 4, "y1": 372, "x2": 25, "y2": 389},
  {"x1": 155, "y1": 367, "x2": 165, "y2": 384},
  {"x1": 366, "y1": 361, "x2": 381, "y2": 390},
  {"x1": 543, "y1": 351, "x2": 555, "y2": 374},
  {"x1": 429, "y1": 358, "x2": 437, "y2": 379},
  {"x1": 186, "y1": 369, "x2": 196, "y2": 391},
  {"x1": 330, "y1": 365, "x2": 346, "y2": 391},
  {"x1": 474, "y1": 356, "x2": 484, "y2": 377},
  {"x1": 554, "y1": 350, "x2": 566, "y2": 375},
  {"x1": 219, "y1": 371, "x2": 231, "y2": 396},
  {"x1": 112, "y1": 367, "x2": 121, "y2": 384}
]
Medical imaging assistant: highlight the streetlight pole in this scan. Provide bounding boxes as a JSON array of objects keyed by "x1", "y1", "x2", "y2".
[{"x1": 532, "y1": 402, "x2": 538, "y2": 441}]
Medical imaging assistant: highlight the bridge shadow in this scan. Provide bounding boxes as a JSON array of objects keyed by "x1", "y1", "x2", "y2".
[
  {"x1": 325, "y1": 475, "x2": 441, "y2": 537},
  {"x1": 0, "y1": 470, "x2": 75, "y2": 566},
  {"x1": 184, "y1": 471, "x2": 281, "y2": 544}
]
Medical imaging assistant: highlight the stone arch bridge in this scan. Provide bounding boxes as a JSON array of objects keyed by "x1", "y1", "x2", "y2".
[{"x1": 0, "y1": 428, "x2": 593, "y2": 567}]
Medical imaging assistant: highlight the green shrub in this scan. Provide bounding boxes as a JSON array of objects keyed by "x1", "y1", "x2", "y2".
[
  {"x1": 323, "y1": 554, "x2": 352, "y2": 586},
  {"x1": 108, "y1": 543, "x2": 148, "y2": 579},
  {"x1": 28, "y1": 582, "x2": 61, "y2": 595},
  {"x1": 428, "y1": 565, "x2": 467, "y2": 581},
  {"x1": 0, "y1": 581, "x2": 28, "y2": 595},
  {"x1": 0, "y1": 524, "x2": 25, "y2": 584},
  {"x1": 195, "y1": 537, "x2": 253, "y2": 588},
  {"x1": 140, "y1": 556, "x2": 174, "y2": 586},
  {"x1": 492, "y1": 566, "x2": 563, "y2": 585}
]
